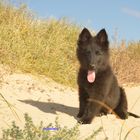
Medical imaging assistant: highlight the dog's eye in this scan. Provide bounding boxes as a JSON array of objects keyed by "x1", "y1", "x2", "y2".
[
  {"x1": 85, "y1": 50, "x2": 90, "y2": 55},
  {"x1": 95, "y1": 51, "x2": 101, "y2": 55},
  {"x1": 85, "y1": 50, "x2": 90, "y2": 54}
]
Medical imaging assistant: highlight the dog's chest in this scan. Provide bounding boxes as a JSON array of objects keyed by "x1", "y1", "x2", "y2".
[{"x1": 84, "y1": 79, "x2": 102, "y2": 95}]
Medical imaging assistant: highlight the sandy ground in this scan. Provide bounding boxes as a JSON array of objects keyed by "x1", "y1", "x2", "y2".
[{"x1": 0, "y1": 65, "x2": 140, "y2": 140}]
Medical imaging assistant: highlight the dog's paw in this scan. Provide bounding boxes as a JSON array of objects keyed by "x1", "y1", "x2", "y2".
[
  {"x1": 78, "y1": 117, "x2": 92, "y2": 124},
  {"x1": 117, "y1": 112, "x2": 128, "y2": 119}
]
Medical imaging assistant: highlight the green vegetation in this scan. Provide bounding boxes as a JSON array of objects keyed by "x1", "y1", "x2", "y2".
[
  {"x1": 0, "y1": 1, "x2": 140, "y2": 88},
  {"x1": 1, "y1": 114, "x2": 103, "y2": 140}
]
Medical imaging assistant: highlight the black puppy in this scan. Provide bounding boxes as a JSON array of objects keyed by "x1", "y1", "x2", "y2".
[{"x1": 76, "y1": 28, "x2": 140, "y2": 124}]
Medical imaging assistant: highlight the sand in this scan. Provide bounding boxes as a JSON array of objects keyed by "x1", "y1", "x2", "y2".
[{"x1": 0, "y1": 65, "x2": 140, "y2": 140}]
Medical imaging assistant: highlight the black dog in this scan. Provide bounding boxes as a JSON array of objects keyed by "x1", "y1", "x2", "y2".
[{"x1": 76, "y1": 28, "x2": 140, "y2": 124}]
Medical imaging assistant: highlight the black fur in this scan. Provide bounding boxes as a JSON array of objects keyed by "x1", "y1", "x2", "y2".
[{"x1": 76, "y1": 28, "x2": 140, "y2": 124}]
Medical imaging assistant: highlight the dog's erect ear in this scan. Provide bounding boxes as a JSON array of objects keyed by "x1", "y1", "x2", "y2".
[
  {"x1": 78, "y1": 28, "x2": 92, "y2": 43},
  {"x1": 96, "y1": 29, "x2": 108, "y2": 44}
]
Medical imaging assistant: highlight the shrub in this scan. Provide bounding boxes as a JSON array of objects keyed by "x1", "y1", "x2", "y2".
[{"x1": 1, "y1": 114, "x2": 103, "y2": 140}]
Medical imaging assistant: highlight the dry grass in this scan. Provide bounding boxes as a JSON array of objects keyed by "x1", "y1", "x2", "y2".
[
  {"x1": 110, "y1": 43, "x2": 140, "y2": 85},
  {"x1": 0, "y1": 1, "x2": 80, "y2": 87},
  {"x1": 0, "y1": 1, "x2": 140, "y2": 88}
]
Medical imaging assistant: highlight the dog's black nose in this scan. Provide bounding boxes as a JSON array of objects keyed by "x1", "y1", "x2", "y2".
[{"x1": 89, "y1": 64, "x2": 95, "y2": 69}]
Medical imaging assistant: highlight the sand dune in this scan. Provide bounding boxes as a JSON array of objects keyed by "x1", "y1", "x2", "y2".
[{"x1": 0, "y1": 65, "x2": 140, "y2": 140}]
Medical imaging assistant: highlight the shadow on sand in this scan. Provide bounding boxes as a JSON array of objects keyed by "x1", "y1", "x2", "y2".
[{"x1": 19, "y1": 99, "x2": 79, "y2": 119}]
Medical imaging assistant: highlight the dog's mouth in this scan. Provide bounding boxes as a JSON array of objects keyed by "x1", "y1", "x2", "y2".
[{"x1": 87, "y1": 70, "x2": 95, "y2": 83}]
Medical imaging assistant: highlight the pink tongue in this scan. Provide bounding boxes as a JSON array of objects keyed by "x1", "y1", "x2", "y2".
[{"x1": 87, "y1": 70, "x2": 95, "y2": 83}]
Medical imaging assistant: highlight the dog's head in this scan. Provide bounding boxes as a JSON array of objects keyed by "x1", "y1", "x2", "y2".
[{"x1": 77, "y1": 28, "x2": 109, "y2": 83}]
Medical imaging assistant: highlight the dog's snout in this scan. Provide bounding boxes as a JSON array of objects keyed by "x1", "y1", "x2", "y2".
[
  {"x1": 89, "y1": 64, "x2": 95, "y2": 69},
  {"x1": 90, "y1": 64, "x2": 95, "y2": 67}
]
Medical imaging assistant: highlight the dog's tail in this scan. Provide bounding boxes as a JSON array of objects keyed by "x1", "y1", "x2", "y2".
[{"x1": 128, "y1": 112, "x2": 140, "y2": 118}]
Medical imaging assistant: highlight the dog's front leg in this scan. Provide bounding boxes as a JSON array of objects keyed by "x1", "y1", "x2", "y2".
[
  {"x1": 77, "y1": 86, "x2": 89, "y2": 118},
  {"x1": 79, "y1": 94, "x2": 105, "y2": 124}
]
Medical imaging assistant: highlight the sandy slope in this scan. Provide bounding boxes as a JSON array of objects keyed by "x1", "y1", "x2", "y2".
[{"x1": 0, "y1": 65, "x2": 140, "y2": 140}]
